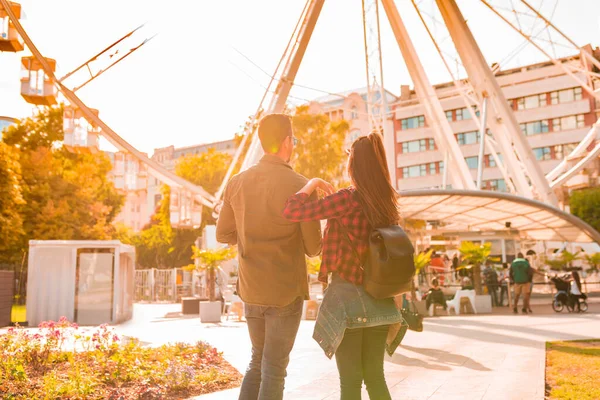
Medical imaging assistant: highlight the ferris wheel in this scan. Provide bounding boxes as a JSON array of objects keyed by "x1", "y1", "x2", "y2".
[{"x1": 2, "y1": 0, "x2": 600, "y2": 243}]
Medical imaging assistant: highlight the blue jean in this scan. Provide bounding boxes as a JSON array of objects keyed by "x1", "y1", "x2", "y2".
[{"x1": 239, "y1": 297, "x2": 303, "y2": 400}]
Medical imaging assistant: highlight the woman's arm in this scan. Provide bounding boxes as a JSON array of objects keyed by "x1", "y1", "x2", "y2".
[{"x1": 283, "y1": 181, "x2": 354, "y2": 222}]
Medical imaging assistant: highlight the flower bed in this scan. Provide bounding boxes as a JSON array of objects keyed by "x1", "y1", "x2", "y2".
[{"x1": 0, "y1": 317, "x2": 242, "y2": 399}]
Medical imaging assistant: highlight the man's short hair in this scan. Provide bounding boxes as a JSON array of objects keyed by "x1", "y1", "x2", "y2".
[
  {"x1": 258, "y1": 114, "x2": 292, "y2": 154},
  {"x1": 517, "y1": 252, "x2": 524, "y2": 258}
]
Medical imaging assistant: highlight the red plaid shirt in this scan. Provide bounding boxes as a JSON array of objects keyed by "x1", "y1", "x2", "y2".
[{"x1": 283, "y1": 188, "x2": 370, "y2": 285}]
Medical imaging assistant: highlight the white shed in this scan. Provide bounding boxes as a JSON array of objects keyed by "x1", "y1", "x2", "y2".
[{"x1": 26, "y1": 240, "x2": 135, "y2": 326}]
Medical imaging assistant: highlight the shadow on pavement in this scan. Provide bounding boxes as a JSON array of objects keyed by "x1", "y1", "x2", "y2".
[
  {"x1": 398, "y1": 345, "x2": 492, "y2": 371},
  {"x1": 423, "y1": 319, "x2": 597, "y2": 348}
]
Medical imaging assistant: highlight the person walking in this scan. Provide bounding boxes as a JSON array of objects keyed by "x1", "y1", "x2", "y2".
[
  {"x1": 283, "y1": 132, "x2": 404, "y2": 400},
  {"x1": 569, "y1": 270, "x2": 586, "y2": 312},
  {"x1": 510, "y1": 253, "x2": 532, "y2": 314},
  {"x1": 216, "y1": 114, "x2": 322, "y2": 400},
  {"x1": 483, "y1": 262, "x2": 499, "y2": 307}
]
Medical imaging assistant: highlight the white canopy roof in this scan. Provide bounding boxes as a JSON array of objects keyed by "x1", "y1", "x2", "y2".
[{"x1": 398, "y1": 190, "x2": 600, "y2": 243}]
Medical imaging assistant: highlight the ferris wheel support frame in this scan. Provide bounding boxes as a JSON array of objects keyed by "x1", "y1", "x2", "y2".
[
  {"x1": 380, "y1": 0, "x2": 475, "y2": 190},
  {"x1": 240, "y1": 0, "x2": 325, "y2": 172},
  {"x1": 436, "y1": 0, "x2": 558, "y2": 205},
  {"x1": 0, "y1": 0, "x2": 215, "y2": 207}
]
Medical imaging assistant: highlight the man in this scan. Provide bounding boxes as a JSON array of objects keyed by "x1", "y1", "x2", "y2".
[
  {"x1": 216, "y1": 114, "x2": 322, "y2": 400},
  {"x1": 510, "y1": 252, "x2": 532, "y2": 314},
  {"x1": 483, "y1": 261, "x2": 499, "y2": 307}
]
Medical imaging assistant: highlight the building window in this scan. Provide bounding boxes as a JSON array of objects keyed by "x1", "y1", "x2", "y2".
[
  {"x1": 351, "y1": 106, "x2": 358, "y2": 120},
  {"x1": 455, "y1": 107, "x2": 477, "y2": 121},
  {"x1": 486, "y1": 179, "x2": 507, "y2": 192},
  {"x1": 532, "y1": 147, "x2": 552, "y2": 161},
  {"x1": 552, "y1": 114, "x2": 585, "y2": 131},
  {"x1": 400, "y1": 115, "x2": 425, "y2": 130},
  {"x1": 400, "y1": 138, "x2": 433, "y2": 153},
  {"x1": 429, "y1": 138, "x2": 435, "y2": 150},
  {"x1": 429, "y1": 162, "x2": 436, "y2": 175},
  {"x1": 465, "y1": 156, "x2": 479, "y2": 169},
  {"x1": 445, "y1": 110, "x2": 453, "y2": 122},
  {"x1": 516, "y1": 93, "x2": 547, "y2": 110},
  {"x1": 550, "y1": 87, "x2": 583, "y2": 105},
  {"x1": 457, "y1": 131, "x2": 480, "y2": 145},
  {"x1": 401, "y1": 161, "x2": 443, "y2": 179},
  {"x1": 520, "y1": 120, "x2": 549, "y2": 136}
]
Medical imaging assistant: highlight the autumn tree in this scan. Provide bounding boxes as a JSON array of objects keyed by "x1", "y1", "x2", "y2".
[
  {"x1": 291, "y1": 105, "x2": 349, "y2": 185},
  {"x1": 0, "y1": 105, "x2": 124, "y2": 263},
  {"x1": 0, "y1": 142, "x2": 24, "y2": 261}
]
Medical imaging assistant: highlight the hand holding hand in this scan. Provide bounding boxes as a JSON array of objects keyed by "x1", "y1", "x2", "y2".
[{"x1": 310, "y1": 178, "x2": 335, "y2": 196}]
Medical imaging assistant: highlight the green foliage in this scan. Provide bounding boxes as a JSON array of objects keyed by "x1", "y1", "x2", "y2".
[
  {"x1": 0, "y1": 106, "x2": 124, "y2": 263},
  {"x1": 175, "y1": 148, "x2": 233, "y2": 227},
  {"x1": 570, "y1": 187, "x2": 600, "y2": 234},
  {"x1": 583, "y1": 253, "x2": 600, "y2": 274},
  {"x1": 306, "y1": 256, "x2": 322, "y2": 275},
  {"x1": 414, "y1": 249, "x2": 433, "y2": 274},
  {"x1": 545, "y1": 250, "x2": 580, "y2": 271},
  {"x1": 459, "y1": 242, "x2": 499, "y2": 295},
  {"x1": 190, "y1": 246, "x2": 236, "y2": 301},
  {"x1": 0, "y1": 318, "x2": 241, "y2": 399},
  {"x1": 291, "y1": 105, "x2": 349, "y2": 184}
]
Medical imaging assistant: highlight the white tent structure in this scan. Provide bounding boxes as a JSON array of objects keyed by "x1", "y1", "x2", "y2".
[{"x1": 26, "y1": 240, "x2": 135, "y2": 326}]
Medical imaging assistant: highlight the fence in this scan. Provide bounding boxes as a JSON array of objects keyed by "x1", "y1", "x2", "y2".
[
  {"x1": 420, "y1": 269, "x2": 600, "y2": 296},
  {"x1": 134, "y1": 268, "x2": 208, "y2": 303}
]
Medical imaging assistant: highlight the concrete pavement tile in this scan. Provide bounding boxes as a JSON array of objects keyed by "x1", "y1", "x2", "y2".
[{"x1": 428, "y1": 391, "x2": 486, "y2": 400}]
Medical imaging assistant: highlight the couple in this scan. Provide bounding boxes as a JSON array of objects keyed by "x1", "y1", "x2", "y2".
[{"x1": 216, "y1": 114, "x2": 404, "y2": 400}]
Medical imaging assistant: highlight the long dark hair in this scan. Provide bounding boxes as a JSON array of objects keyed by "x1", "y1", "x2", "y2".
[{"x1": 348, "y1": 132, "x2": 399, "y2": 227}]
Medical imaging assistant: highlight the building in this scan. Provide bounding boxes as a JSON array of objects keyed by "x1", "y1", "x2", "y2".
[
  {"x1": 147, "y1": 138, "x2": 238, "y2": 219},
  {"x1": 106, "y1": 138, "x2": 238, "y2": 232},
  {"x1": 307, "y1": 87, "x2": 398, "y2": 148},
  {"x1": 391, "y1": 48, "x2": 600, "y2": 196},
  {"x1": 105, "y1": 151, "x2": 150, "y2": 232}
]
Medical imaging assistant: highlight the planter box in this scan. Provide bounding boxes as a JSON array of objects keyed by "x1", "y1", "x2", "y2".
[
  {"x1": 0, "y1": 271, "x2": 14, "y2": 327},
  {"x1": 200, "y1": 301, "x2": 222, "y2": 323},
  {"x1": 181, "y1": 297, "x2": 200, "y2": 315},
  {"x1": 474, "y1": 294, "x2": 492, "y2": 314}
]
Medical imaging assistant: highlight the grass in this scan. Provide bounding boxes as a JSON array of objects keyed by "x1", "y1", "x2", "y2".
[
  {"x1": 546, "y1": 339, "x2": 600, "y2": 400},
  {"x1": 11, "y1": 304, "x2": 26, "y2": 323}
]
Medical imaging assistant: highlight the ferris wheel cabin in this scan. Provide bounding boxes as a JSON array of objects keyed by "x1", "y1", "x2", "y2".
[
  {"x1": 0, "y1": 2, "x2": 24, "y2": 52},
  {"x1": 63, "y1": 106, "x2": 100, "y2": 153},
  {"x1": 20, "y1": 56, "x2": 58, "y2": 106}
]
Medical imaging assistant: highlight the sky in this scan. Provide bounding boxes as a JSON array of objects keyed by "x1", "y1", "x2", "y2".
[{"x1": 1, "y1": 0, "x2": 599, "y2": 155}]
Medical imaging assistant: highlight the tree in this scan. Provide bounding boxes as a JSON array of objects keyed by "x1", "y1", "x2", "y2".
[
  {"x1": 545, "y1": 250, "x2": 579, "y2": 271},
  {"x1": 0, "y1": 105, "x2": 124, "y2": 263},
  {"x1": 291, "y1": 105, "x2": 349, "y2": 185},
  {"x1": 0, "y1": 142, "x2": 24, "y2": 260},
  {"x1": 175, "y1": 149, "x2": 233, "y2": 227},
  {"x1": 458, "y1": 241, "x2": 498, "y2": 295},
  {"x1": 570, "y1": 188, "x2": 600, "y2": 233},
  {"x1": 583, "y1": 253, "x2": 600, "y2": 274},
  {"x1": 188, "y1": 246, "x2": 236, "y2": 302}
]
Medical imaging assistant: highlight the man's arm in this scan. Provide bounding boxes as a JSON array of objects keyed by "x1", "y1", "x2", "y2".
[
  {"x1": 216, "y1": 183, "x2": 237, "y2": 245},
  {"x1": 300, "y1": 193, "x2": 322, "y2": 257}
]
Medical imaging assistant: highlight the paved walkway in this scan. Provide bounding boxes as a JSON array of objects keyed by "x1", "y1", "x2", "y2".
[{"x1": 114, "y1": 301, "x2": 600, "y2": 400}]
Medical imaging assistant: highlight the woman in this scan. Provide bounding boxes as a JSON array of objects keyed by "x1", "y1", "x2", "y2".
[
  {"x1": 426, "y1": 278, "x2": 447, "y2": 314},
  {"x1": 569, "y1": 270, "x2": 586, "y2": 312},
  {"x1": 283, "y1": 132, "x2": 404, "y2": 400}
]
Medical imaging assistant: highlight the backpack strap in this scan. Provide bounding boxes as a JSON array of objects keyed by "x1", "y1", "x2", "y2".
[{"x1": 337, "y1": 220, "x2": 364, "y2": 271}]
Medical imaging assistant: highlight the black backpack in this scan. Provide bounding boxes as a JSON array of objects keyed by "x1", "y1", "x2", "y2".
[{"x1": 340, "y1": 223, "x2": 416, "y2": 299}]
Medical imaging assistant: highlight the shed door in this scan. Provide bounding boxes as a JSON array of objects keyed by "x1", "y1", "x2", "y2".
[{"x1": 74, "y1": 248, "x2": 115, "y2": 325}]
